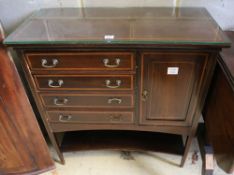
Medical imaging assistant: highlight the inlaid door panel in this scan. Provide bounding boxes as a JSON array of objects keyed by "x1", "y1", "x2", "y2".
[{"x1": 140, "y1": 52, "x2": 207, "y2": 126}]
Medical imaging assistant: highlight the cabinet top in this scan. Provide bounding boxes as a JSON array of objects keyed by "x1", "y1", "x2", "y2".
[{"x1": 4, "y1": 7, "x2": 231, "y2": 47}]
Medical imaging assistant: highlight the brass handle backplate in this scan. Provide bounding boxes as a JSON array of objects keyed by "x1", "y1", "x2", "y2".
[
  {"x1": 54, "y1": 98, "x2": 68, "y2": 106},
  {"x1": 109, "y1": 114, "x2": 122, "y2": 122},
  {"x1": 41, "y1": 59, "x2": 58, "y2": 68},
  {"x1": 103, "y1": 58, "x2": 120, "y2": 68},
  {"x1": 105, "y1": 80, "x2": 121, "y2": 88},
  {"x1": 59, "y1": 114, "x2": 72, "y2": 122},
  {"x1": 108, "y1": 98, "x2": 122, "y2": 104},
  {"x1": 48, "y1": 79, "x2": 64, "y2": 88}
]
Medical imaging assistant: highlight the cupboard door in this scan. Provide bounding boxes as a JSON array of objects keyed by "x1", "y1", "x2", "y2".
[
  {"x1": 140, "y1": 52, "x2": 207, "y2": 126},
  {"x1": 0, "y1": 47, "x2": 54, "y2": 175}
]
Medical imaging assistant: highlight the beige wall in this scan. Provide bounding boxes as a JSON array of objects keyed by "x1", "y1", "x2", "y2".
[{"x1": 0, "y1": 0, "x2": 234, "y2": 34}]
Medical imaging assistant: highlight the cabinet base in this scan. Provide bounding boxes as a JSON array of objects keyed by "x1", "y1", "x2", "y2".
[{"x1": 51, "y1": 130, "x2": 193, "y2": 166}]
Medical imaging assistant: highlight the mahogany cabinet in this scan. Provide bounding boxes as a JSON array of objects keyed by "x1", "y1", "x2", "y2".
[
  {"x1": 0, "y1": 24, "x2": 54, "y2": 175},
  {"x1": 4, "y1": 7, "x2": 230, "y2": 167}
]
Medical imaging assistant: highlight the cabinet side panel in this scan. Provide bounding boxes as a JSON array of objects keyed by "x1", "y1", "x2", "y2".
[{"x1": 204, "y1": 65, "x2": 234, "y2": 174}]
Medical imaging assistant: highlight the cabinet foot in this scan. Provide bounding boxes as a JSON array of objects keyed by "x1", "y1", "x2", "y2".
[
  {"x1": 180, "y1": 135, "x2": 194, "y2": 167},
  {"x1": 48, "y1": 131, "x2": 65, "y2": 164}
]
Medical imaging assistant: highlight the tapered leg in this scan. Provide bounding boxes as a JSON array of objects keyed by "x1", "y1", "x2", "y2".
[
  {"x1": 47, "y1": 131, "x2": 65, "y2": 164},
  {"x1": 180, "y1": 135, "x2": 194, "y2": 167}
]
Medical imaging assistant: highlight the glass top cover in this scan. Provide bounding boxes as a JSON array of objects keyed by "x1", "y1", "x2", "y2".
[{"x1": 4, "y1": 7, "x2": 230, "y2": 46}]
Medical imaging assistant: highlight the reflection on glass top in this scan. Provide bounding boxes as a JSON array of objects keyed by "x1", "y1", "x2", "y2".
[{"x1": 4, "y1": 7, "x2": 231, "y2": 46}]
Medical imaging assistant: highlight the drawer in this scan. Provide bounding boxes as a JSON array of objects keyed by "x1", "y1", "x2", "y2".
[
  {"x1": 47, "y1": 111, "x2": 134, "y2": 124},
  {"x1": 34, "y1": 75, "x2": 133, "y2": 91},
  {"x1": 26, "y1": 52, "x2": 134, "y2": 71},
  {"x1": 41, "y1": 93, "x2": 134, "y2": 108}
]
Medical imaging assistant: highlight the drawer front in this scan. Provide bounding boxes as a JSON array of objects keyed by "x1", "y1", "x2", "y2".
[
  {"x1": 34, "y1": 75, "x2": 133, "y2": 91},
  {"x1": 26, "y1": 52, "x2": 134, "y2": 71},
  {"x1": 41, "y1": 94, "x2": 134, "y2": 108},
  {"x1": 47, "y1": 111, "x2": 134, "y2": 124}
]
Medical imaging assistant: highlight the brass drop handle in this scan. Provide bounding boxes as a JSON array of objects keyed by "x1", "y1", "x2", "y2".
[
  {"x1": 48, "y1": 79, "x2": 64, "y2": 88},
  {"x1": 54, "y1": 98, "x2": 68, "y2": 106},
  {"x1": 108, "y1": 98, "x2": 122, "y2": 104},
  {"x1": 103, "y1": 58, "x2": 120, "y2": 68},
  {"x1": 41, "y1": 59, "x2": 58, "y2": 68},
  {"x1": 109, "y1": 114, "x2": 122, "y2": 122},
  {"x1": 105, "y1": 80, "x2": 121, "y2": 88},
  {"x1": 59, "y1": 114, "x2": 72, "y2": 122},
  {"x1": 142, "y1": 90, "x2": 148, "y2": 101}
]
